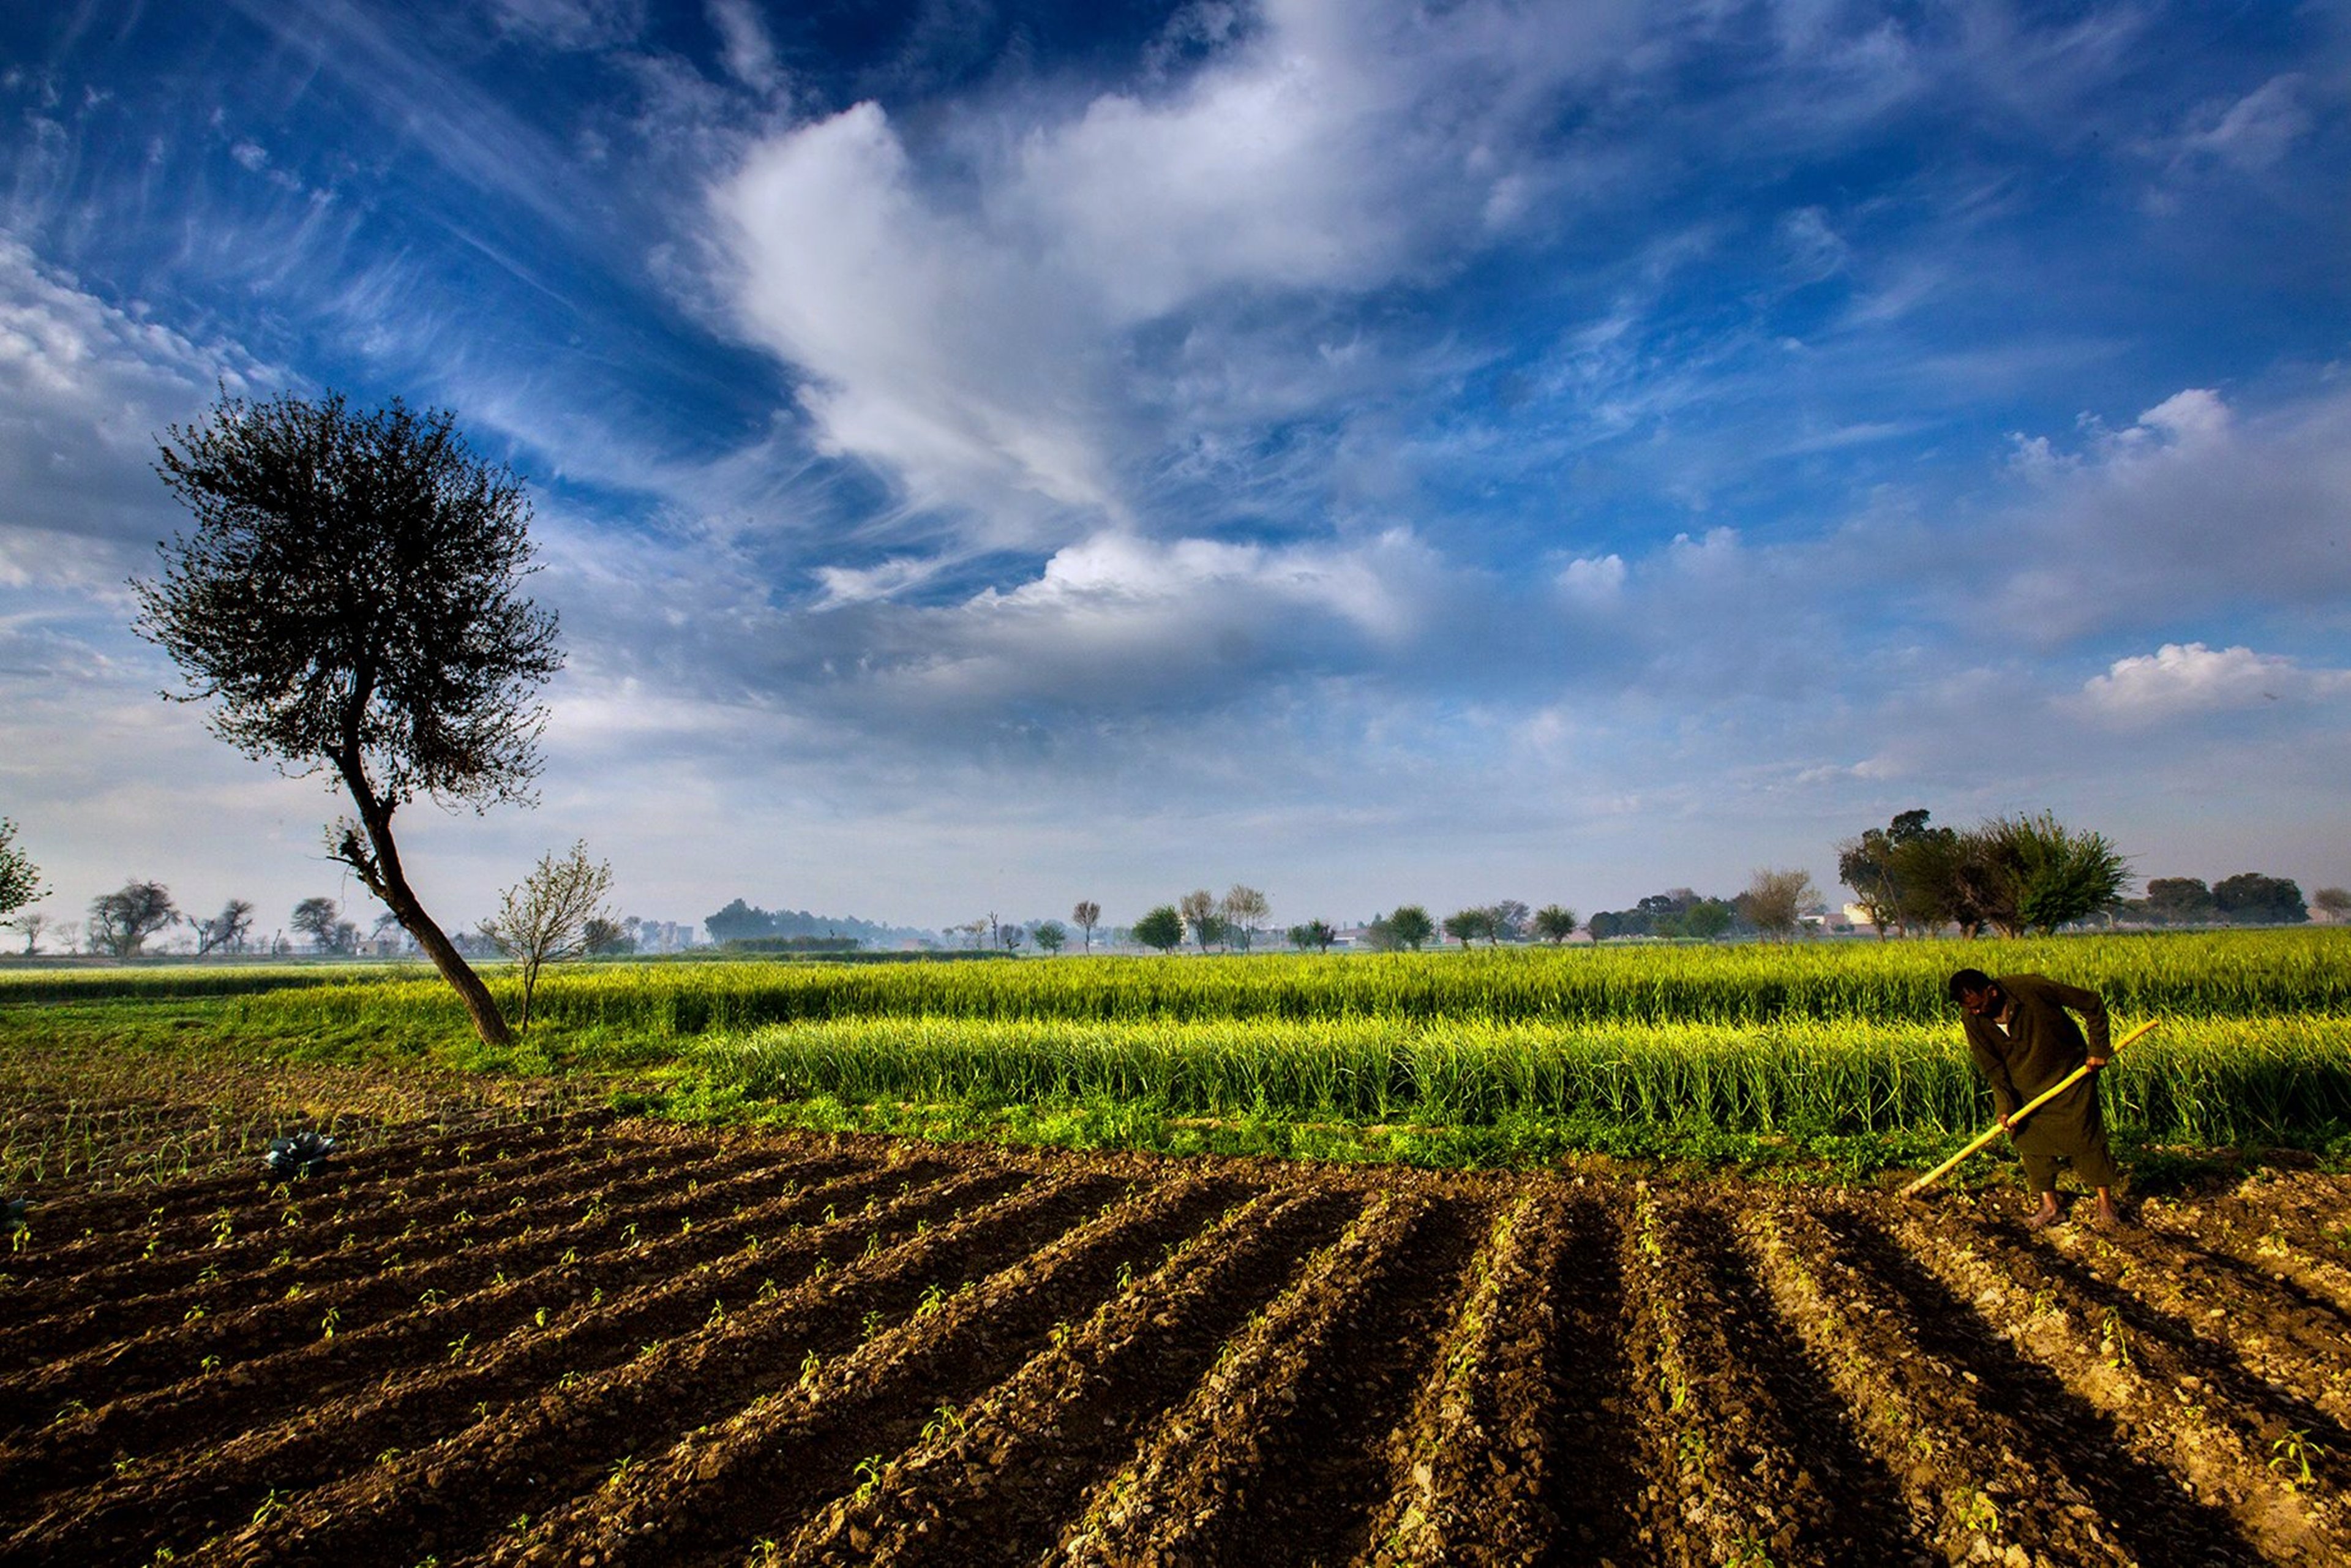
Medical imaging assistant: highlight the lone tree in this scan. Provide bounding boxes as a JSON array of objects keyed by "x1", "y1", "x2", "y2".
[
  {"x1": 1133, "y1": 904, "x2": 1184, "y2": 953},
  {"x1": 1179, "y1": 889, "x2": 1227, "y2": 953},
  {"x1": 1033, "y1": 920, "x2": 1068, "y2": 955},
  {"x1": 291, "y1": 896, "x2": 350, "y2": 953},
  {"x1": 1532, "y1": 904, "x2": 1577, "y2": 943},
  {"x1": 89, "y1": 880, "x2": 178, "y2": 958},
  {"x1": 482, "y1": 841, "x2": 613, "y2": 1038},
  {"x1": 1385, "y1": 904, "x2": 1436, "y2": 951},
  {"x1": 1741, "y1": 868, "x2": 1817, "y2": 942},
  {"x1": 139, "y1": 391, "x2": 561, "y2": 1048},
  {"x1": 195, "y1": 898, "x2": 255, "y2": 956},
  {"x1": 1288, "y1": 919, "x2": 1337, "y2": 951},
  {"x1": 1220, "y1": 885, "x2": 1270, "y2": 953},
  {"x1": 1071, "y1": 899, "x2": 1101, "y2": 953}
]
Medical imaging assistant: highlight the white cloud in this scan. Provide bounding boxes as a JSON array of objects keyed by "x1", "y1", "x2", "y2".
[
  {"x1": 2075, "y1": 642, "x2": 2351, "y2": 726},
  {"x1": 0, "y1": 241, "x2": 274, "y2": 565},
  {"x1": 708, "y1": 0, "x2": 1638, "y2": 550},
  {"x1": 2175, "y1": 74, "x2": 2312, "y2": 173},
  {"x1": 705, "y1": 0, "x2": 784, "y2": 97},
  {"x1": 1984, "y1": 385, "x2": 2351, "y2": 642}
]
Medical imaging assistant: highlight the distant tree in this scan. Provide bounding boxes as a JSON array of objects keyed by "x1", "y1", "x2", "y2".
[
  {"x1": 195, "y1": 898, "x2": 256, "y2": 956},
  {"x1": 1442, "y1": 908, "x2": 1495, "y2": 948},
  {"x1": 0, "y1": 818, "x2": 45, "y2": 929},
  {"x1": 1071, "y1": 900, "x2": 1101, "y2": 953},
  {"x1": 1000, "y1": 921, "x2": 1026, "y2": 953},
  {"x1": 1741, "y1": 869, "x2": 1817, "y2": 942},
  {"x1": 1178, "y1": 889, "x2": 1228, "y2": 953},
  {"x1": 2314, "y1": 887, "x2": 2350, "y2": 923},
  {"x1": 1681, "y1": 898, "x2": 1735, "y2": 940},
  {"x1": 2142, "y1": 877, "x2": 2217, "y2": 925},
  {"x1": 10, "y1": 910, "x2": 48, "y2": 955},
  {"x1": 1985, "y1": 813, "x2": 2131, "y2": 935},
  {"x1": 705, "y1": 899, "x2": 778, "y2": 943},
  {"x1": 2212, "y1": 872, "x2": 2308, "y2": 926},
  {"x1": 1032, "y1": 920, "x2": 1068, "y2": 955},
  {"x1": 1532, "y1": 905, "x2": 1577, "y2": 943},
  {"x1": 1220, "y1": 885, "x2": 1270, "y2": 953},
  {"x1": 1883, "y1": 822, "x2": 1998, "y2": 937},
  {"x1": 1835, "y1": 808, "x2": 1933, "y2": 937},
  {"x1": 1488, "y1": 900, "x2": 1531, "y2": 942},
  {"x1": 482, "y1": 841, "x2": 614, "y2": 1038},
  {"x1": 90, "y1": 881, "x2": 178, "y2": 958},
  {"x1": 1584, "y1": 910, "x2": 1622, "y2": 940},
  {"x1": 1133, "y1": 904, "x2": 1185, "y2": 953},
  {"x1": 291, "y1": 897, "x2": 345, "y2": 953},
  {"x1": 140, "y1": 389, "x2": 562, "y2": 1049},
  {"x1": 1386, "y1": 904, "x2": 1435, "y2": 951},
  {"x1": 582, "y1": 916, "x2": 633, "y2": 955},
  {"x1": 1288, "y1": 919, "x2": 1337, "y2": 951}
]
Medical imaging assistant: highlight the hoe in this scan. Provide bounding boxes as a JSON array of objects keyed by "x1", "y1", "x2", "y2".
[{"x1": 1900, "y1": 1019, "x2": 2160, "y2": 1198}]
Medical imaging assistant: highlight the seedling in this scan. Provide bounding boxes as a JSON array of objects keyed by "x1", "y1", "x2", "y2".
[
  {"x1": 852, "y1": 1454, "x2": 884, "y2": 1504},
  {"x1": 2270, "y1": 1429, "x2": 2323, "y2": 1491},
  {"x1": 2096, "y1": 1307, "x2": 2133, "y2": 1371},
  {"x1": 1951, "y1": 1484, "x2": 2000, "y2": 1534}
]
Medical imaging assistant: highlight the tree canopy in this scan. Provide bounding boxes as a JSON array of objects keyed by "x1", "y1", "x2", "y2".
[{"x1": 1133, "y1": 905, "x2": 1184, "y2": 953}]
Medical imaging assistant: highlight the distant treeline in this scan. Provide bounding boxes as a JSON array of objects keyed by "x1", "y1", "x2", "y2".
[{"x1": 703, "y1": 899, "x2": 934, "y2": 948}]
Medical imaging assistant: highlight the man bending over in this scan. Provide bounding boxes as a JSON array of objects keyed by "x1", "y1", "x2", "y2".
[{"x1": 1948, "y1": 968, "x2": 2126, "y2": 1229}]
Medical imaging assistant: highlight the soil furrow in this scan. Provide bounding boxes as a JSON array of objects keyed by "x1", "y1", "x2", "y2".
[
  {"x1": 13, "y1": 1112, "x2": 614, "y2": 1256},
  {"x1": 1356, "y1": 1193, "x2": 1554, "y2": 1568},
  {"x1": 1817, "y1": 1204, "x2": 2268, "y2": 1567},
  {"x1": 0, "y1": 1157, "x2": 721, "y2": 1437},
  {"x1": 500, "y1": 1172, "x2": 1248, "y2": 1568},
  {"x1": 0, "y1": 1157, "x2": 954, "y2": 1550},
  {"x1": 790, "y1": 1186, "x2": 1357, "y2": 1566},
  {"x1": 1057, "y1": 1190, "x2": 1480, "y2": 1568},
  {"x1": 8, "y1": 1122, "x2": 671, "y2": 1296},
  {"x1": 1891, "y1": 1204, "x2": 2349, "y2": 1559},
  {"x1": 1532, "y1": 1188, "x2": 1652, "y2": 1568},
  {"x1": 0, "y1": 1138, "x2": 719, "y2": 1370},
  {"x1": 199, "y1": 1168, "x2": 1143, "y2": 1568},
  {"x1": 1668, "y1": 1196, "x2": 1928, "y2": 1567}
]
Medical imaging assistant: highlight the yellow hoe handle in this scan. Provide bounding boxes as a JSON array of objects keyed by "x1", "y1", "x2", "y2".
[{"x1": 1900, "y1": 1019, "x2": 2160, "y2": 1199}]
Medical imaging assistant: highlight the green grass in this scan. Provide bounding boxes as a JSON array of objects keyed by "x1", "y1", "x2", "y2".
[{"x1": 5, "y1": 929, "x2": 2347, "y2": 1179}]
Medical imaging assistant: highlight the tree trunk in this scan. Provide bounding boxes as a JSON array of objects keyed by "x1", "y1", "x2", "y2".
[{"x1": 331, "y1": 759, "x2": 513, "y2": 1049}]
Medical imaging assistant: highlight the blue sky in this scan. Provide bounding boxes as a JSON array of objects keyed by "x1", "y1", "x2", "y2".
[{"x1": 2, "y1": 0, "x2": 2347, "y2": 943}]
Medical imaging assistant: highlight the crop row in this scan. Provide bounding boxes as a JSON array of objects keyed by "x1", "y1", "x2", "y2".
[
  {"x1": 700, "y1": 1010, "x2": 2351, "y2": 1144},
  {"x1": 6, "y1": 1117, "x2": 2349, "y2": 1566},
  {"x1": 209, "y1": 929, "x2": 2351, "y2": 1038}
]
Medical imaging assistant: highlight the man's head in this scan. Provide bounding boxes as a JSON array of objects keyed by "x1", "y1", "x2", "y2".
[{"x1": 1948, "y1": 967, "x2": 2001, "y2": 1016}]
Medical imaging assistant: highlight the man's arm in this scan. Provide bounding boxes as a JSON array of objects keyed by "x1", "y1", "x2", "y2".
[
  {"x1": 2041, "y1": 977, "x2": 2111, "y2": 1060},
  {"x1": 1963, "y1": 1016, "x2": 2022, "y2": 1120}
]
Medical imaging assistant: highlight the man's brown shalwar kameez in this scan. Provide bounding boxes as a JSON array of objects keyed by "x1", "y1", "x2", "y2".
[{"x1": 1960, "y1": 973, "x2": 2120, "y2": 1193}]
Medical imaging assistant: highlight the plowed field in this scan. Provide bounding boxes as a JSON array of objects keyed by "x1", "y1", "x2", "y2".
[{"x1": 4, "y1": 1103, "x2": 2348, "y2": 1566}]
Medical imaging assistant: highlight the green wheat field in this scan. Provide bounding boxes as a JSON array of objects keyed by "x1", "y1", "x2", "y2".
[{"x1": 6, "y1": 929, "x2": 2347, "y2": 1175}]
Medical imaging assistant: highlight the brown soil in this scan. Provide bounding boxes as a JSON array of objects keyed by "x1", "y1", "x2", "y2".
[{"x1": 1, "y1": 1093, "x2": 2344, "y2": 1567}]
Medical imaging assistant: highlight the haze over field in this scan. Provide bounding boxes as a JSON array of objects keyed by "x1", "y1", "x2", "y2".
[{"x1": 1, "y1": 0, "x2": 2346, "y2": 935}]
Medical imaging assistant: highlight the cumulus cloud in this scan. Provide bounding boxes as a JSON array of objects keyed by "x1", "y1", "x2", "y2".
[
  {"x1": 2075, "y1": 642, "x2": 2351, "y2": 726},
  {"x1": 1984, "y1": 385, "x2": 2351, "y2": 642},
  {"x1": 708, "y1": 0, "x2": 1641, "y2": 553}
]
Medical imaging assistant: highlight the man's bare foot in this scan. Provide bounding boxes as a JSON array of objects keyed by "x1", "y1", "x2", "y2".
[
  {"x1": 2094, "y1": 1197, "x2": 2133, "y2": 1230},
  {"x1": 2025, "y1": 1202, "x2": 2063, "y2": 1231}
]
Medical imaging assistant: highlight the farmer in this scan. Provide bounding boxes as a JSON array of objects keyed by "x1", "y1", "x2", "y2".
[{"x1": 1948, "y1": 968, "x2": 2126, "y2": 1229}]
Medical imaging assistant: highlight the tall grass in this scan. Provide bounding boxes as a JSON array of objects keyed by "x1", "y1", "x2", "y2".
[
  {"x1": 222, "y1": 929, "x2": 2351, "y2": 1038},
  {"x1": 699, "y1": 1013, "x2": 2351, "y2": 1146},
  {"x1": 32, "y1": 928, "x2": 2342, "y2": 1149}
]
